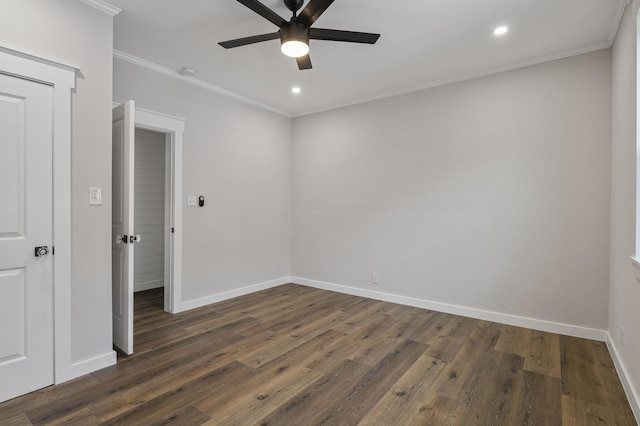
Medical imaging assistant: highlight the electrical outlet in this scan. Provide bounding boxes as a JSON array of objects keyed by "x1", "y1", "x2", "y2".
[
  {"x1": 620, "y1": 325, "x2": 625, "y2": 348},
  {"x1": 372, "y1": 273, "x2": 379, "y2": 284}
]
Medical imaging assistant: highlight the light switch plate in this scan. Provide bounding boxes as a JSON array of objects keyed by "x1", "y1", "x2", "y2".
[
  {"x1": 187, "y1": 195, "x2": 197, "y2": 207},
  {"x1": 89, "y1": 187, "x2": 102, "y2": 205}
]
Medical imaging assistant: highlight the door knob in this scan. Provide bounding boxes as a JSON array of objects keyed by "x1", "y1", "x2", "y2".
[{"x1": 34, "y1": 246, "x2": 49, "y2": 258}]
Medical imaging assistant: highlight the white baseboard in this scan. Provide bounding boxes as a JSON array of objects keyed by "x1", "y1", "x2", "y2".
[
  {"x1": 134, "y1": 279, "x2": 163, "y2": 292},
  {"x1": 291, "y1": 277, "x2": 607, "y2": 342},
  {"x1": 606, "y1": 334, "x2": 640, "y2": 424},
  {"x1": 174, "y1": 276, "x2": 291, "y2": 313},
  {"x1": 64, "y1": 350, "x2": 117, "y2": 383}
]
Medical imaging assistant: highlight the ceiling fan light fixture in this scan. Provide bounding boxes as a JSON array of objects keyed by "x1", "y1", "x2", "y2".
[
  {"x1": 281, "y1": 40, "x2": 309, "y2": 58},
  {"x1": 219, "y1": 0, "x2": 381, "y2": 70},
  {"x1": 280, "y1": 22, "x2": 309, "y2": 58}
]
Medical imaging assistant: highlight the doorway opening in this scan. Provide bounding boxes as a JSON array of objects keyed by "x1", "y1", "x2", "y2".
[
  {"x1": 133, "y1": 128, "x2": 168, "y2": 319},
  {"x1": 134, "y1": 107, "x2": 185, "y2": 316},
  {"x1": 112, "y1": 103, "x2": 184, "y2": 355}
]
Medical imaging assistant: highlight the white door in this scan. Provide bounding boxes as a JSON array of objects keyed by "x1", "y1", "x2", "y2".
[
  {"x1": 112, "y1": 101, "x2": 135, "y2": 355},
  {"x1": 0, "y1": 73, "x2": 54, "y2": 402}
]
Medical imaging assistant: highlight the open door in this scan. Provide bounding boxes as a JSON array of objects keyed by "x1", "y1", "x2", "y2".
[{"x1": 112, "y1": 101, "x2": 135, "y2": 354}]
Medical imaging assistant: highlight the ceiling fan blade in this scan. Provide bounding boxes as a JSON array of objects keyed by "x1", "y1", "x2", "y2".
[
  {"x1": 237, "y1": 0, "x2": 286, "y2": 27},
  {"x1": 297, "y1": 0, "x2": 335, "y2": 27},
  {"x1": 296, "y1": 54, "x2": 312, "y2": 70},
  {"x1": 219, "y1": 32, "x2": 280, "y2": 49},
  {"x1": 310, "y1": 28, "x2": 380, "y2": 44}
]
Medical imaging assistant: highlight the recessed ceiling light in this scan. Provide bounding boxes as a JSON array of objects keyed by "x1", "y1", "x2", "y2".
[
  {"x1": 494, "y1": 26, "x2": 508, "y2": 36},
  {"x1": 291, "y1": 87, "x2": 301, "y2": 94}
]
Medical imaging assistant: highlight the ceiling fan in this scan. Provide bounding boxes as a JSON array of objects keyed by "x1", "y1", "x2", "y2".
[{"x1": 219, "y1": 0, "x2": 381, "y2": 70}]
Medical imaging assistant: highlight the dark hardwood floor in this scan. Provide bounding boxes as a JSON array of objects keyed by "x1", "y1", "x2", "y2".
[{"x1": 0, "y1": 284, "x2": 636, "y2": 425}]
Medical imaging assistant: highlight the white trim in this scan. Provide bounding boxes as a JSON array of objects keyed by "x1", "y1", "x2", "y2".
[
  {"x1": 163, "y1": 132, "x2": 171, "y2": 306},
  {"x1": 136, "y1": 106, "x2": 185, "y2": 125},
  {"x1": 70, "y1": 352, "x2": 118, "y2": 379},
  {"x1": 635, "y1": 4, "x2": 640, "y2": 264},
  {"x1": 113, "y1": 50, "x2": 291, "y2": 118},
  {"x1": 175, "y1": 277, "x2": 291, "y2": 313},
  {"x1": 113, "y1": 45, "x2": 619, "y2": 120},
  {"x1": 0, "y1": 47, "x2": 104, "y2": 385},
  {"x1": 294, "y1": 45, "x2": 613, "y2": 117},
  {"x1": 291, "y1": 277, "x2": 608, "y2": 341},
  {"x1": 133, "y1": 107, "x2": 185, "y2": 314},
  {"x1": 76, "y1": 0, "x2": 121, "y2": 16},
  {"x1": 630, "y1": 256, "x2": 640, "y2": 281},
  {"x1": 0, "y1": 46, "x2": 78, "y2": 77},
  {"x1": 636, "y1": 0, "x2": 640, "y2": 261},
  {"x1": 606, "y1": 334, "x2": 640, "y2": 423},
  {"x1": 610, "y1": 0, "x2": 630, "y2": 46}
]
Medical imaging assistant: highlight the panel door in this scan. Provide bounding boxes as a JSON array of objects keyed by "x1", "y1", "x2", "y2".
[
  {"x1": 112, "y1": 101, "x2": 135, "y2": 355},
  {"x1": 0, "y1": 73, "x2": 54, "y2": 402}
]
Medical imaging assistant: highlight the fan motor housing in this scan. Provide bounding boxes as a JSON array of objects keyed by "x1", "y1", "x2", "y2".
[
  {"x1": 284, "y1": 0, "x2": 304, "y2": 12},
  {"x1": 280, "y1": 21, "x2": 309, "y2": 44}
]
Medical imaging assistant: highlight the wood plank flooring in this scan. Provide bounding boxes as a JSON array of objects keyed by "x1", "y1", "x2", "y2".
[{"x1": 0, "y1": 284, "x2": 636, "y2": 425}]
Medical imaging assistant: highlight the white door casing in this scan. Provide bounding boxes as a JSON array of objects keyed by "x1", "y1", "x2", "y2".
[
  {"x1": 112, "y1": 100, "x2": 135, "y2": 355},
  {"x1": 134, "y1": 107, "x2": 184, "y2": 313},
  {"x1": 0, "y1": 47, "x2": 115, "y2": 395},
  {"x1": 0, "y1": 73, "x2": 54, "y2": 401}
]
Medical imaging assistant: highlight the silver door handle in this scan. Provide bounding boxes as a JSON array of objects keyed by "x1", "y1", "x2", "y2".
[
  {"x1": 115, "y1": 235, "x2": 140, "y2": 244},
  {"x1": 35, "y1": 246, "x2": 49, "y2": 258}
]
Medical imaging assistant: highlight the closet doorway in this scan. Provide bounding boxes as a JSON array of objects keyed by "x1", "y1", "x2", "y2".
[
  {"x1": 134, "y1": 128, "x2": 169, "y2": 295},
  {"x1": 112, "y1": 102, "x2": 184, "y2": 355}
]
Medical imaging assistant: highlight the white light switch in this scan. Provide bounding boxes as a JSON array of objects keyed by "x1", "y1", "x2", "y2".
[
  {"x1": 187, "y1": 195, "x2": 197, "y2": 207},
  {"x1": 89, "y1": 187, "x2": 102, "y2": 205}
]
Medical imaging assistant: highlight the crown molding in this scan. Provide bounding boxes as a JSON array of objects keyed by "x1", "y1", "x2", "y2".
[
  {"x1": 113, "y1": 50, "x2": 291, "y2": 118},
  {"x1": 608, "y1": 0, "x2": 629, "y2": 46},
  {"x1": 294, "y1": 43, "x2": 612, "y2": 118},
  {"x1": 77, "y1": 0, "x2": 121, "y2": 16}
]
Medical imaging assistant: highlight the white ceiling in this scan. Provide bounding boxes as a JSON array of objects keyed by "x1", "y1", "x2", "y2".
[{"x1": 108, "y1": 0, "x2": 626, "y2": 117}]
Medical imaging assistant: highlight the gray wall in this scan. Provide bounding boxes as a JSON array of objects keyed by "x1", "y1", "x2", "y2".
[
  {"x1": 0, "y1": 0, "x2": 114, "y2": 364},
  {"x1": 113, "y1": 59, "x2": 292, "y2": 302},
  {"x1": 292, "y1": 49, "x2": 612, "y2": 330},
  {"x1": 610, "y1": 0, "x2": 640, "y2": 410}
]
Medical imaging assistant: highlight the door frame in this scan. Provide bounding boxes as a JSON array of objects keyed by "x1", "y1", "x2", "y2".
[
  {"x1": 132, "y1": 107, "x2": 184, "y2": 313},
  {"x1": 0, "y1": 47, "x2": 76, "y2": 383}
]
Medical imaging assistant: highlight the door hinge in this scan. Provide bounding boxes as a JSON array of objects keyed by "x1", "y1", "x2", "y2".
[{"x1": 52, "y1": 246, "x2": 55, "y2": 255}]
